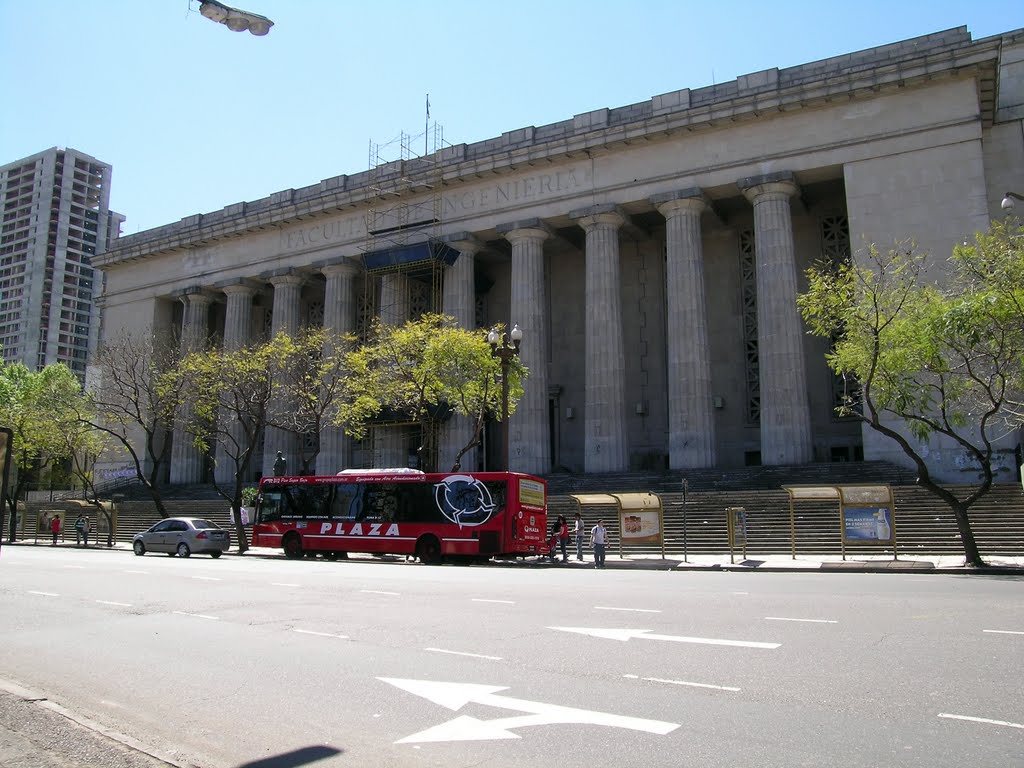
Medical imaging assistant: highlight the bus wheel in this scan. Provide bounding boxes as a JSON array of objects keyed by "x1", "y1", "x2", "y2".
[
  {"x1": 324, "y1": 552, "x2": 339, "y2": 561},
  {"x1": 282, "y1": 533, "x2": 304, "y2": 560},
  {"x1": 415, "y1": 535, "x2": 442, "y2": 565}
]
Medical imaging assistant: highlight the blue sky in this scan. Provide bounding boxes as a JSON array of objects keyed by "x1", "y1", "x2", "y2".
[{"x1": 0, "y1": 1, "x2": 1016, "y2": 235}]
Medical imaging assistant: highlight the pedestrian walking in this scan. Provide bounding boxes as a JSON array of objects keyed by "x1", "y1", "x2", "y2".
[
  {"x1": 573, "y1": 511, "x2": 584, "y2": 561},
  {"x1": 50, "y1": 514, "x2": 61, "y2": 545},
  {"x1": 591, "y1": 519, "x2": 607, "y2": 568},
  {"x1": 556, "y1": 515, "x2": 569, "y2": 563},
  {"x1": 74, "y1": 513, "x2": 89, "y2": 548}
]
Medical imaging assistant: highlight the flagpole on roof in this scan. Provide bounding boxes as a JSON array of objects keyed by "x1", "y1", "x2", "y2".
[{"x1": 425, "y1": 94, "x2": 430, "y2": 156}]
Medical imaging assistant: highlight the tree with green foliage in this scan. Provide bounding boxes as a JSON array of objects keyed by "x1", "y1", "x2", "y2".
[
  {"x1": 264, "y1": 328, "x2": 358, "y2": 475},
  {"x1": 0, "y1": 363, "x2": 82, "y2": 542},
  {"x1": 339, "y1": 314, "x2": 527, "y2": 472},
  {"x1": 84, "y1": 330, "x2": 190, "y2": 518},
  {"x1": 798, "y1": 223, "x2": 1024, "y2": 568},
  {"x1": 177, "y1": 341, "x2": 276, "y2": 554}
]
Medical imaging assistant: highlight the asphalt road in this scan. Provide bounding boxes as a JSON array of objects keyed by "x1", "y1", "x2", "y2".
[{"x1": 0, "y1": 546, "x2": 1021, "y2": 767}]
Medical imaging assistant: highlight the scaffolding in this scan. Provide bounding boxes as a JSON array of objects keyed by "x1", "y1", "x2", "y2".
[{"x1": 354, "y1": 119, "x2": 457, "y2": 469}]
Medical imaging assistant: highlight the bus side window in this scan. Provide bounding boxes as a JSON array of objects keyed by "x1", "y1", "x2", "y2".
[{"x1": 327, "y1": 483, "x2": 359, "y2": 521}]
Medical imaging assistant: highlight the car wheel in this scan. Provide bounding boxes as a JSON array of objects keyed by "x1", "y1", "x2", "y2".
[
  {"x1": 210, "y1": 551, "x2": 222, "y2": 559},
  {"x1": 133, "y1": 540, "x2": 146, "y2": 556},
  {"x1": 282, "y1": 533, "x2": 303, "y2": 560},
  {"x1": 415, "y1": 535, "x2": 442, "y2": 565},
  {"x1": 177, "y1": 542, "x2": 191, "y2": 558}
]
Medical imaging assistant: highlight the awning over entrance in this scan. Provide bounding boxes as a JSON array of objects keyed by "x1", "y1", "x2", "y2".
[{"x1": 361, "y1": 240, "x2": 461, "y2": 275}]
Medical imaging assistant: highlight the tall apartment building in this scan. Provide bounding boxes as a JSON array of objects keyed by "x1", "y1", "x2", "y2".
[{"x1": 0, "y1": 147, "x2": 123, "y2": 381}]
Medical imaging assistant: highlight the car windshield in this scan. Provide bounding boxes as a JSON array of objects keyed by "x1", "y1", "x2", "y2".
[{"x1": 190, "y1": 520, "x2": 219, "y2": 530}]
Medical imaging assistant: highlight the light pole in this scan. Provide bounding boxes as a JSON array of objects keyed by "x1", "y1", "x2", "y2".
[
  {"x1": 1001, "y1": 191, "x2": 1024, "y2": 212},
  {"x1": 488, "y1": 324, "x2": 522, "y2": 472}
]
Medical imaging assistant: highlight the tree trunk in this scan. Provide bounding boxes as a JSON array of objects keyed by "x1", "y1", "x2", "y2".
[{"x1": 949, "y1": 500, "x2": 985, "y2": 568}]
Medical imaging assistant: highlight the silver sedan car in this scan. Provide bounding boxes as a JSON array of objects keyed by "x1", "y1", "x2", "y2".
[{"x1": 132, "y1": 517, "x2": 230, "y2": 558}]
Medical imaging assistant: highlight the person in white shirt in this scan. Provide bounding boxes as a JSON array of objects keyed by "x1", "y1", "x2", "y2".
[
  {"x1": 573, "y1": 512, "x2": 584, "y2": 561},
  {"x1": 590, "y1": 520, "x2": 607, "y2": 568}
]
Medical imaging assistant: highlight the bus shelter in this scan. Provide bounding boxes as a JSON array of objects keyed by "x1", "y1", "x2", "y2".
[
  {"x1": 570, "y1": 492, "x2": 665, "y2": 559},
  {"x1": 782, "y1": 484, "x2": 897, "y2": 560}
]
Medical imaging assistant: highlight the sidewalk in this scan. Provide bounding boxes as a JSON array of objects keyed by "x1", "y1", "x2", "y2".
[{"x1": 8, "y1": 540, "x2": 1021, "y2": 574}]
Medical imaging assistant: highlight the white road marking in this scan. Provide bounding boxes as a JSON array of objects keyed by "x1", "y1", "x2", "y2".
[
  {"x1": 425, "y1": 648, "x2": 502, "y2": 661},
  {"x1": 270, "y1": 582, "x2": 301, "y2": 587},
  {"x1": 624, "y1": 674, "x2": 740, "y2": 692},
  {"x1": 594, "y1": 606, "x2": 662, "y2": 613},
  {"x1": 63, "y1": 565, "x2": 85, "y2": 569},
  {"x1": 550, "y1": 626, "x2": 780, "y2": 649},
  {"x1": 938, "y1": 713, "x2": 1024, "y2": 730},
  {"x1": 765, "y1": 616, "x2": 837, "y2": 624},
  {"x1": 362, "y1": 589, "x2": 399, "y2": 596},
  {"x1": 123, "y1": 570, "x2": 148, "y2": 575},
  {"x1": 293, "y1": 629, "x2": 348, "y2": 639},
  {"x1": 172, "y1": 611, "x2": 219, "y2": 620},
  {"x1": 96, "y1": 600, "x2": 132, "y2": 607},
  {"x1": 472, "y1": 599, "x2": 515, "y2": 604},
  {"x1": 731, "y1": 591, "x2": 749, "y2": 595},
  {"x1": 28, "y1": 591, "x2": 58, "y2": 597},
  {"x1": 191, "y1": 576, "x2": 220, "y2": 581},
  {"x1": 982, "y1": 629, "x2": 1024, "y2": 636},
  {"x1": 380, "y1": 678, "x2": 679, "y2": 743}
]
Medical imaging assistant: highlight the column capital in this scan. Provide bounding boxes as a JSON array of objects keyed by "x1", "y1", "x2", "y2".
[
  {"x1": 496, "y1": 219, "x2": 552, "y2": 241},
  {"x1": 173, "y1": 286, "x2": 218, "y2": 305},
  {"x1": 443, "y1": 231, "x2": 486, "y2": 255},
  {"x1": 570, "y1": 204, "x2": 626, "y2": 231},
  {"x1": 318, "y1": 257, "x2": 361, "y2": 279},
  {"x1": 261, "y1": 268, "x2": 307, "y2": 288},
  {"x1": 738, "y1": 171, "x2": 799, "y2": 203},
  {"x1": 215, "y1": 278, "x2": 262, "y2": 297},
  {"x1": 653, "y1": 188, "x2": 708, "y2": 218}
]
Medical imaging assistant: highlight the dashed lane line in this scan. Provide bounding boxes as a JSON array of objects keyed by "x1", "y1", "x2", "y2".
[
  {"x1": 361, "y1": 589, "x2": 399, "y2": 596},
  {"x1": 624, "y1": 674, "x2": 740, "y2": 692},
  {"x1": 594, "y1": 606, "x2": 662, "y2": 613},
  {"x1": 96, "y1": 600, "x2": 132, "y2": 607},
  {"x1": 172, "y1": 611, "x2": 219, "y2": 620},
  {"x1": 472, "y1": 598, "x2": 516, "y2": 604},
  {"x1": 27, "y1": 591, "x2": 59, "y2": 597},
  {"x1": 270, "y1": 582, "x2": 301, "y2": 587},
  {"x1": 938, "y1": 713, "x2": 1024, "y2": 730},
  {"x1": 425, "y1": 647, "x2": 502, "y2": 661},
  {"x1": 191, "y1": 576, "x2": 220, "y2": 581},
  {"x1": 293, "y1": 628, "x2": 348, "y2": 639},
  {"x1": 765, "y1": 617, "x2": 838, "y2": 624},
  {"x1": 982, "y1": 629, "x2": 1024, "y2": 636}
]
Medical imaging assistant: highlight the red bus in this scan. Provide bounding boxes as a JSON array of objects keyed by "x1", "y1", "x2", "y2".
[{"x1": 251, "y1": 469, "x2": 548, "y2": 564}]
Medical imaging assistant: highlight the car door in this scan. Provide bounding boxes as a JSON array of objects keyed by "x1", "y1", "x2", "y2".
[
  {"x1": 145, "y1": 520, "x2": 175, "y2": 552},
  {"x1": 168, "y1": 520, "x2": 191, "y2": 553}
]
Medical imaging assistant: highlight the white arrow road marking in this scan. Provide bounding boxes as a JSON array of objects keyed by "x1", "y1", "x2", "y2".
[
  {"x1": 379, "y1": 678, "x2": 679, "y2": 743},
  {"x1": 550, "y1": 627, "x2": 780, "y2": 649}
]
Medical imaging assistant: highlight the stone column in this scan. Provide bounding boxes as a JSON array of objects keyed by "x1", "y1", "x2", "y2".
[
  {"x1": 497, "y1": 220, "x2": 552, "y2": 475},
  {"x1": 263, "y1": 271, "x2": 305, "y2": 478},
  {"x1": 318, "y1": 259, "x2": 359, "y2": 474},
  {"x1": 170, "y1": 289, "x2": 213, "y2": 485},
  {"x1": 375, "y1": 272, "x2": 410, "y2": 468},
  {"x1": 439, "y1": 235, "x2": 481, "y2": 472},
  {"x1": 214, "y1": 280, "x2": 259, "y2": 485},
  {"x1": 739, "y1": 172, "x2": 813, "y2": 465},
  {"x1": 571, "y1": 205, "x2": 629, "y2": 473},
  {"x1": 654, "y1": 190, "x2": 716, "y2": 469}
]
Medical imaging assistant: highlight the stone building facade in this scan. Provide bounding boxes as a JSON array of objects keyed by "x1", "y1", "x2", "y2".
[{"x1": 94, "y1": 26, "x2": 1024, "y2": 484}]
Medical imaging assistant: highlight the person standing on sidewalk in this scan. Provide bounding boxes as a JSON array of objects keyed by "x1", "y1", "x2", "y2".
[
  {"x1": 591, "y1": 519, "x2": 607, "y2": 568},
  {"x1": 555, "y1": 515, "x2": 570, "y2": 563},
  {"x1": 50, "y1": 514, "x2": 61, "y2": 546},
  {"x1": 573, "y1": 511, "x2": 585, "y2": 561},
  {"x1": 74, "y1": 513, "x2": 89, "y2": 547}
]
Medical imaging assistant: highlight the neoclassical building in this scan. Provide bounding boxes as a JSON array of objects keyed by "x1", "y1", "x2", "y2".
[{"x1": 94, "y1": 26, "x2": 1024, "y2": 484}]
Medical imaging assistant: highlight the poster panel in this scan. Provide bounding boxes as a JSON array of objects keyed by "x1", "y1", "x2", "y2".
[
  {"x1": 843, "y1": 506, "x2": 894, "y2": 543},
  {"x1": 619, "y1": 508, "x2": 661, "y2": 545}
]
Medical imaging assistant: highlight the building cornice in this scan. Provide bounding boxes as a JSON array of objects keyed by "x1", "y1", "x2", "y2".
[{"x1": 95, "y1": 26, "x2": 1019, "y2": 268}]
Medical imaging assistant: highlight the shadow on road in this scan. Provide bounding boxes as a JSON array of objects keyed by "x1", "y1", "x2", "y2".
[{"x1": 236, "y1": 745, "x2": 342, "y2": 768}]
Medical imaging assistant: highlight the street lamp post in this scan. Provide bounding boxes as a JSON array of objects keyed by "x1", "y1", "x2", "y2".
[{"x1": 488, "y1": 324, "x2": 522, "y2": 472}]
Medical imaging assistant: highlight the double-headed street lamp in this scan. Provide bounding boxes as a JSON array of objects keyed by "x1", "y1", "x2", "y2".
[
  {"x1": 488, "y1": 324, "x2": 522, "y2": 472},
  {"x1": 199, "y1": 0, "x2": 274, "y2": 35}
]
